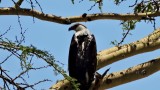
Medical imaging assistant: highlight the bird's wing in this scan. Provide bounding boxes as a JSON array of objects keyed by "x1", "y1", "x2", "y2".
[
  {"x1": 86, "y1": 34, "x2": 97, "y2": 81},
  {"x1": 68, "y1": 35, "x2": 78, "y2": 77}
]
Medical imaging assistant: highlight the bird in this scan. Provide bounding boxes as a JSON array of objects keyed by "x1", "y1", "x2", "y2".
[{"x1": 68, "y1": 23, "x2": 97, "y2": 90}]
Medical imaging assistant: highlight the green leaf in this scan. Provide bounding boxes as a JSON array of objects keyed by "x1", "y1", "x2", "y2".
[
  {"x1": 134, "y1": 4, "x2": 142, "y2": 13},
  {"x1": 110, "y1": 40, "x2": 118, "y2": 45},
  {"x1": 122, "y1": 20, "x2": 137, "y2": 30}
]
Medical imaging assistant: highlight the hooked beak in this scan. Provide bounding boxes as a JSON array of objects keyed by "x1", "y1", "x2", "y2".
[{"x1": 68, "y1": 26, "x2": 73, "y2": 31}]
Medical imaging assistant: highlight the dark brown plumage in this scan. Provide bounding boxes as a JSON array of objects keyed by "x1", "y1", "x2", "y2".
[{"x1": 68, "y1": 23, "x2": 97, "y2": 90}]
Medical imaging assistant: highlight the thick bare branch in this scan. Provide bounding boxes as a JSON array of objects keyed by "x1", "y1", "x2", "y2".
[
  {"x1": 99, "y1": 57, "x2": 160, "y2": 89},
  {"x1": 1, "y1": 7, "x2": 160, "y2": 24},
  {"x1": 97, "y1": 28, "x2": 160, "y2": 69}
]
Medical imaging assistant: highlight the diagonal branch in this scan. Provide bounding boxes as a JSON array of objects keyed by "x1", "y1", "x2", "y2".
[
  {"x1": 98, "y1": 57, "x2": 160, "y2": 89},
  {"x1": 1, "y1": 7, "x2": 160, "y2": 24},
  {"x1": 97, "y1": 28, "x2": 160, "y2": 70}
]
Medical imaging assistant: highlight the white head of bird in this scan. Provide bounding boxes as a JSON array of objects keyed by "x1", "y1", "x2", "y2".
[
  {"x1": 68, "y1": 23, "x2": 92, "y2": 36},
  {"x1": 68, "y1": 23, "x2": 87, "y2": 32}
]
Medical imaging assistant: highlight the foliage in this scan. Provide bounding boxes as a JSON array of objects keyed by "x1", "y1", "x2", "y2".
[
  {"x1": 134, "y1": 0, "x2": 160, "y2": 13},
  {"x1": 0, "y1": 37, "x2": 81, "y2": 89},
  {"x1": 121, "y1": 20, "x2": 138, "y2": 30}
]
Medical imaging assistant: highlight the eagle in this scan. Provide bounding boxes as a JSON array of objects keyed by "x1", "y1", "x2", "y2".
[{"x1": 68, "y1": 23, "x2": 97, "y2": 90}]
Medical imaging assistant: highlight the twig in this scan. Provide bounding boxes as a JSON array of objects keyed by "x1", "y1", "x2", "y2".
[
  {"x1": 11, "y1": 0, "x2": 25, "y2": 45},
  {"x1": 0, "y1": 26, "x2": 11, "y2": 38},
  {"x1": 13, "y1": 69, "x2": 30, "y2": 81},
  {"x1": 129, "y1": 0, "x2": 138, "y2": 7},
  {"x1": 34, "y1": 0, "x2": 43, "y2": 13},
  {"x1": 88, "y1": 2, "x2": 97, "y2": 11},
  {"x1": 118, "y1": 29, "x2": 130, "y2": 46},
  {"x1": 0, "y1": 54, "x2": 13, "y2": 65},
  {"x1": 30, "y1": 65, "x2": 51, "y2": 70},
  {"x1": 14, "y1": 0, "x2": 24, "y2": 8},
  {"x1": 29, "y1": 0, "x2": 35, "y2": 23},
  {"x1": 23, "y1": 79, "x2": 52, "y2": 89}
]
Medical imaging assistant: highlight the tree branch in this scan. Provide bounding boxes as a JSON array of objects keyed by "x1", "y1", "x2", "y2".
[
  {"x1": 97, "y1": 28, "x2": 160, "y2": 70},
  {"x1": 98, "y1": 57, "x2": 160, "y2": 89},
  {"x1": 1, "y1": 7, "x2": 160, "y2": 24}
]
